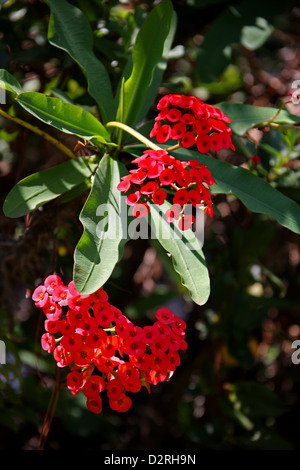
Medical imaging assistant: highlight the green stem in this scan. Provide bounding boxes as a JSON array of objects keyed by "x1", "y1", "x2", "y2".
[
  {"x1": 0, "y1": 108, "x2": 76, "y2": 159},
  {"x1": 165, "y1": 142, "x2": 181, "y2": 152},
  {"x1": 106, "y1": 121, "x2": 162, "y2": 151}
]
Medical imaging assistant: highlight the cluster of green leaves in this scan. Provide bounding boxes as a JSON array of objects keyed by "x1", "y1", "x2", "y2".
[{"x1": 1, "y1": 0, "x2": 300, "y2": 311}]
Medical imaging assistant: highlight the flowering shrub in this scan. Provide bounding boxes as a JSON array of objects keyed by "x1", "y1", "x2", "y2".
[
  {"x1": 1, "y1": 0, "x2": 300, "y2": 449},
  {"x1": 34, "y1": 275, "x2": 186, "y2": 414}
]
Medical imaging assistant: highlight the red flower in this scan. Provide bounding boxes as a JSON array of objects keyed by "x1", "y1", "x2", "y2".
[
  {"x1": 196, "y1": 134, "x2": 211, "y2": 153},
  {"x1": 83, "y1": 375, "x2": 105, "y2": 398},
  {"x1": 156, "y1": 124, "x2": 171, "y2": 143},
  {"x1": 86, "y1": 395, "x2": 102, "y2": 414},
  {"x1": 151, "y1": 338, "x2": 168, "y2": 356},
  {"x1": 181, "y1": 131, "x2": 196, "y2": 148},
  {"x1": 84, "y1": 328, "x2": 107, "y2": 348},
  {"x1": 109, "y1": 393, "x2": 131, "y2": 412},
  {"x1": 173, "y1": 188, "x2": 188, "y2": 206},
  {"x1": 67, "y1": 294, "x2": 91, "y2": 312},
  {"x1": 142, "y1": 325, "x2": 160, "y2": 344},
  {"x1": 44, "y1": 274, "x2": 63, "y2": 294},
  {"x1": 106, "y1": 378, "x2": 124, "y2": 400},
  {"x1": 165, "y1": 205, "x2": 181, "y2": 223},
  {"x1": 249, "y1": 154, "x2": 261, "y2": 168},
  {"x1": 167, "y1": 350, "x2": 180, "y2": 371},
  {"x1": 41, "y1": 333, "x2": 55, "y2": 353},
  {"x1": 67, "y1": 309, "x2": 89, "y2": 326},
  {"x1": 75, "y1": 316, "x2": 98, "y2": 336},
  {"x1": 61, "y1": 333, "x2": 84, "y2": 352},
  {"x1": 94, "y1": 355, "x2": 120, "y2": 373},
  {"x1": 210, "y1": 132, "x2": 222, "y2": 152},
  {"x1": 156, "y1": 308, "x2": 174, "y2": 325},
  {"x1": 42, "y1": 298, "x2": 62, "y2": 321},
  {"x1": 72, "y1": 345, "x2": 95, "y2": 367},
  {"x1": 93, "y1": 303, "x2": 113, "y2": 328},
  {"x1": 126, "y1": 191, "x2": 141, "y2": 206},
  {"x1": 118, "y1": 363, "x2": 140, "y2": 386},
  {"x1": 129, "y1": 353, "x2": 151, "y2": 371},
  {"x1": 67, "y1": 371, "x2": 84, "y2": 395},
  {"x1": 178, "y1": 214, "x2": 195, "y2": 231},
  {"x1": 171, "y1": 315, "x2": 186, "y2": 336},
  {"x1": 32, "y1": 285, "x2": 48, "y2": 308},
  {"x1": 159, "y1": 168, "x2": 176, "y2": 185},
  {"x1": 100, "y1": 335, "x2": 119, "y2": 358},
  {"x1": 44, "y1": 319, "x2": 59, "y2": 334},
  {"x1": 57, "y1": 319, "x2": 75, "y2": 335},
  {"x1": 123, "y1": 339, "x2": 146, "y2": 356},
  {"x1": 132, "y1": 203, "x2": 150, "y2": 218},
  {"x1": 90, "y1": 288, "x2": 109, "y2": 304},
  {"x1": 152, "y1": 189, "x2": 167, "y2": 205},
  {"x1": 53, "y1": 345, "x2": 72, "y2": 368}
]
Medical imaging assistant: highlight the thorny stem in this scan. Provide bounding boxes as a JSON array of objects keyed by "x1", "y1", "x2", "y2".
[{"x1": 0, "y1": 108, "x2": 76, "y2": 159}]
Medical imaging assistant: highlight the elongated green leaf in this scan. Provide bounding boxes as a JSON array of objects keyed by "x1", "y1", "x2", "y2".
[
  {"x1": 16, "y1": 92, "x2": 111, "y2": 143},
  {"x1": 175, "y1": 148, "x2": 300, "y2": 234},
  {"x1": 0, "y1": 69, "x2": 23, "y2": 97},
  {"x1": 74, "y1": 155, "x2": 128, "y2": 294},
  {"x1": 217, "y1": 102, "x2": 300, "y2": 136},
  {"x1": 3, "y1": 157, "x2": 97, "y2": 218},
  {"x1": 135, "y1": 11, "x2": 177, "y2": 126},
  {"x1": 149, "y1": 201, "x2": 210, "y2": 306},
  {"x1": 47, "y1": 0, "x2": 115, "y2": 122},
  {"x1": 118, "y1": 0, "x2": 173, "y2": 129}
]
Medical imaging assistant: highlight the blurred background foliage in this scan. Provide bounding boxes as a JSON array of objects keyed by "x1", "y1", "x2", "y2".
[{"x1": 0, "y1": 0, "x2": 300, "y2": 450}]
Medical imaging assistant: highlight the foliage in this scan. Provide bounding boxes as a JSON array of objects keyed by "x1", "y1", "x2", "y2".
[{"x1": 0, "y1": 0, "x2": 299, "y2": 451}]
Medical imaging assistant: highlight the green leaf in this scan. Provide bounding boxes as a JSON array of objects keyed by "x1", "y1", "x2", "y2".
[
  {"x1": 16, "y1": 92, "x2": 111, "y2": 143},
  {"x1": 3, "y1": 157, "x2": 97, "y2": 218},
  {"x1": 241, "y1": 17, "x2": 274, "y2": 51},
  {"x1": 47, "y1": 0, "x2": 115, "y2": 122},
  {"x1": 230, "y1": 381, "x2": 287, "y2": 418},
  {"x1": 175, "y1": 148, "x2": 300, "y2": 234},
  {"x1": 0, "y1": 69, "x2": 23, "y2": 97},
  {"x1": 196, "y1": 0, "x2": 291, "y2": 82},
  {"x1": 218, "y1": 102, "x2": 300, "y2": 136},
  {"x1": 135, "y1": 10, "x2": 177, "y2": 126},
  {"x1": 149, "y1": 201, "x2": 210, "y2": 306},
  {"x1": 118, "y1": 0, "x2": 173, "y2": 129},
  {"x1": 73, "y1": 155, "x2": 128, "y2": 294}
]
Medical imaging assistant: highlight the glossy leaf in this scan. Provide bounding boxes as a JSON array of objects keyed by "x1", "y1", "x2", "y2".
[
  {"x1": 16, "y1": 92, "x2": 111, "y2": 142},
  {"x1": 47, "y1": 0, "x2": 115, "y2": 122},
  {"x1": 135, "y1": 10, "x2": 177, "y2": 126},
  {"x1": 3, "y1": 157, "x2": 97, "y2": 218},
  {"x1": 217, "y1": 102, "x2": 300, "y2": 136},
  {"x1": 175, "y1": 148, "x2": 300, "y2": 234},
  {"x1": 149, "y1": 201, "x2": 210, "y2": 306},
  {"x1": 74, "y1": 155, "x2": 128, "y2": 294},
  {"x1": 0, "y1": 69, "x2": 23, "y2": 97},
  {"x1": 118, "y1": 0, "x2": 173, "y2": 129}
]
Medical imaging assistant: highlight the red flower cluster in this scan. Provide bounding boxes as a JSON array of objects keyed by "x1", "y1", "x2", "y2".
[
  {"x1": 150, "y1": 93, "x2": 235, "y2": 153},
  {"x1": 33, "y1": 275, "x2": 187, "y2": 414},
  {"x1": 117, "y1": 149, "x2": 216, "y2": 227}
]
